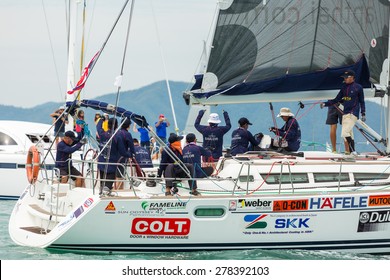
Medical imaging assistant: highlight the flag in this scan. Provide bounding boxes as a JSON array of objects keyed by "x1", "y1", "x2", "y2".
[{"x1": 67, "y1": 51, "x2": 100, "y2": 95}]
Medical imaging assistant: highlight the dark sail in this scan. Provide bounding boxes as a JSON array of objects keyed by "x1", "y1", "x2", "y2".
[{"x1": 192, "y1": 0, "x2": 389, "y2": 100}]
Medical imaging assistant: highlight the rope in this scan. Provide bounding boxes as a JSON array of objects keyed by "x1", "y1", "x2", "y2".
[
  {"x1": 41, "y1": 0, "x2": 63, "y2": 99},
  {"x1": 150, "y1": 0, "x2": 179, "y2": 133}
]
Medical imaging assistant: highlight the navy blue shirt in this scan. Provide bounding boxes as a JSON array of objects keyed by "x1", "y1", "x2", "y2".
[
  {"x1": 230, "y1": 127, "x2": 260, "y2": 156},
  {"x1": 55, "y1": 140, "x2": 82, "y2": 168},
  {"x1": 134, "y1": 145, "x2": 153, "y2": 168},
  {"x1": 97, "y1": 119, "x2": 133, "y2": 173},
  {"x1": 183, "y1": 143, "x2": 212, "y2": 178},
  {"x1": 118, "y1": 128, "x2": 135, "y2": 158},
  {"x1": 195, "y1": 111, "x2": 231, "y2": 159},
  {"x1": 324, "y1": 82, "x2": 365, "y2": 118},
  {"x1": 54, "y1": 115, "x2": 68, "y2": 133},
  {"x1": 274, "y1": 117, "x2": 301, "y2": 152}
]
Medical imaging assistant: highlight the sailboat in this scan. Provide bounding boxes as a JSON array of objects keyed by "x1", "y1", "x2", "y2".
[{"x1": 8, "y1": 0, "x2": 390, "y2": 254}]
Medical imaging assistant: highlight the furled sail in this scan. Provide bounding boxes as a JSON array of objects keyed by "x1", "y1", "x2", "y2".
[{"x1": 190, "y1": 0, "x2": 390, "y2": 103}]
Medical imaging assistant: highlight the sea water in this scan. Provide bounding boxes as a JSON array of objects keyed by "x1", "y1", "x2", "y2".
[{"x1": 1, "y1": 200, "x2": 389, "y2": 260}]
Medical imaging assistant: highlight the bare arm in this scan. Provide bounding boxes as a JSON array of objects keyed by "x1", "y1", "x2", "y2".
[{"x1": 132, "y1": 123, "x2": 138, "y2": 133}]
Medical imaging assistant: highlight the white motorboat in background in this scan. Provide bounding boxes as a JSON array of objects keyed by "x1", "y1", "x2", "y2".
[{"x1": 0, "y1": 121, "x2": 55, "y2": 200}]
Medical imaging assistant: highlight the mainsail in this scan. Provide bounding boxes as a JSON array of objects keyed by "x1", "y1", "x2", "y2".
[{"x1": 190, "y1": 0, "x2": 390, "y2": 104}]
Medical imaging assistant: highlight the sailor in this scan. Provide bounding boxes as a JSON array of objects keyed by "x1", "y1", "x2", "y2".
[
  {"x1": 182, "y1": 133, "x2": 213, "y2": 178},
  {"x1": 50, "y1": 106, "x2": 69, "y2": 146},
  {"x1": 230, "y1": 117, "x2": 262, "y2": 156},
  {"x1": 194, "y1": 110, "x2": 231, "y2": 161},
  {"x1": 325, "y1": 102, "x2": 348, "y2": 153},
  {"x1": 115, "y1": 117, "x2": 136, "y2": 189},
  {"x1": 96, "y1": 117, "x2": 133, "y2": 195},
  {"x1": 158, "y1": 133, "x2": 198, "y2": 196},
  {"x1": 269, "y1": 107, "x2": 301, "y2": 152},
  {"x1": 155, "y1": 114, "x2": 170, "y2": 144},
  {"x1": 320, "y1": 70, "x2": 366, "y2": 155},
  {"x1": 133, "y1": 138, "x2": 153, "y2": 168},
  {"x1": 55, "y1": 130, "x2": 86, "y2": 187}
]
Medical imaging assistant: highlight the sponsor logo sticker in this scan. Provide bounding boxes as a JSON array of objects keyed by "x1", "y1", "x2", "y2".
[
  {"x1": 244, "y1": 214, "x2": 268, "y2": 229},
  {"x1": 83, "y1": 198, "x2": 94, "y2": 208},
  {"x1": 368, "y1": 195, "x2": 390, "y2": 207},
  {"x1": 238, "y1": 199, "x2": 272, "y2": 210},
  {"x1": 357, "y1": 210, "x2": 390, "y2": 232},
  {"x1": 104, "y1": 201, "x2": 116, "y2": 214},
  {"x1": 131, "y1": 218, "x2": 191, "y2": 236},
  {"x1": 273, "y1": 199, "x2": 308, "y2": 211}
]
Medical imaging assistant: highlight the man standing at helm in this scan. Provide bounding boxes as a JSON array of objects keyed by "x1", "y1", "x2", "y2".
[
  {"x1": 321, "y1": 70, "x2": 366, "y2": 155},
  {"x1": 195, "y1": 110, "x2": 231, "y2": 161}
]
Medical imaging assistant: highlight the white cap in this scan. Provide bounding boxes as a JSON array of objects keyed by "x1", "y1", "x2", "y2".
[
  {"x1": 277, "y1": 107, "x2": 294, "y2": 117},
  {"x1": 59, "y1": 106, "x2": 65, "y2": 110},
  {"x1": 207, "y1": 113, "x2": 221, "y2": 124}
]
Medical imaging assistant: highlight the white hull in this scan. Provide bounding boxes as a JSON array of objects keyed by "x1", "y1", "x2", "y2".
[
  {"x1": 9, "y1": 151, "x2": 390, "y2": 253},
  {"x1": 0, "y1": 121, "x2": 55, "y2": 200}
]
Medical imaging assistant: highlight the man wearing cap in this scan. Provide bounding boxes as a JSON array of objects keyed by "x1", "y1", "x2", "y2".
[
  {"x1": 183, "y1": 133, "x2": 213, "y2": 178},
  {"x1": 194, "y1": 110, "x2": 231, "y2": 161},
  {"x1": 269, "y1": 107, "x2": 301, "y2": 152},
  {"x1": 50, "y1": 106, "x2": 69, "y2": 146},
  {"x1": 155, "y1": 114, "x2": 170, "y2": 144},
  {"x1": 230, "y1": 117, "x2": 262, "y2": 156},
  {"x1": 158, "y1": 133, "x2": 198, "y2": 196},
  {"x1": 320, "y1": 70, "x2": 365, "y2": 154},
  {"x1": 55, "y1": 130, "x2": 86, "y2": 187}
]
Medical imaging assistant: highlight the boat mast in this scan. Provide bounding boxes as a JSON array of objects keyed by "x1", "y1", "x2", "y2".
[{"x1": 65, "y1": 0, "x2": 79, "y2": 131}]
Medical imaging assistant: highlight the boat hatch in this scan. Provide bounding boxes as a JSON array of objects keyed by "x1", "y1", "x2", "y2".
[{"x1": 26, "y1": 134, "x2": 52, "y2": 143}]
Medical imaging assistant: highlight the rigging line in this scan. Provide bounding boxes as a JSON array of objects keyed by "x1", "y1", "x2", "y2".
[
  {"x1": 65, "y1": 0, "x2": 70, "y2": 55},
  {"x1": 185, "y1": 1, "x2": 219, "y2": 92},
  {"x1": 72, "y1": 0, "x2": 131, "y2": 102},
  {"x1": 112, "y1": 0, "x2": 135, "y2": 113},
  {"x1": 150, "y1": 0, "x2": 179, "y2": 133},
  {"x1": 41, "y1": 0, "x2": 64, "y2": 100},
  {"x1": 85, "y1": 0, "x2": 97, "y2": 53}
]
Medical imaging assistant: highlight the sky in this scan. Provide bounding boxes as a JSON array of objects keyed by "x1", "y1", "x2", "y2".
[{"x1": 0, "y1": 0, "x2": 217, "y2": 108}]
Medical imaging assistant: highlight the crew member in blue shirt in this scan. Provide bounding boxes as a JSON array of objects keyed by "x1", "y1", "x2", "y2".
[
  {"x1": 182, "y1": 133, "x2": 213, "y2": 178},
  {"x1": 97, "y1": 117, "x2": 133, "y2": 194},
  {"x1": 133, "y1": 138, "x2": 153, "y2": 168},
  {"x1": 55, "y1": 130, "x2": 86, "y2": 187},
  {"x1": 133, "y1": 123, "x2": 152, "y2": 152},
  {"x1": 320, "y1": 70, "x2": 366, "y2": 154},
  {"x1": 158, "y1": 133, "x2": 198, "y2": 196},
  {"x1": 194, "y1": 110, "x2": 231, "y2": 161},
  {"x1": 230, "y1": 117, "x2": 261, "y2": 156},
  {"x1": 155, "y1": 114, "x2": 170, "y2": 144},
  {"x1": 115, "y1": 117, "x2": 136, "y2": 189},
  {"x1": 269, "y1": 107, "x2": 301, "y2": 152}
]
